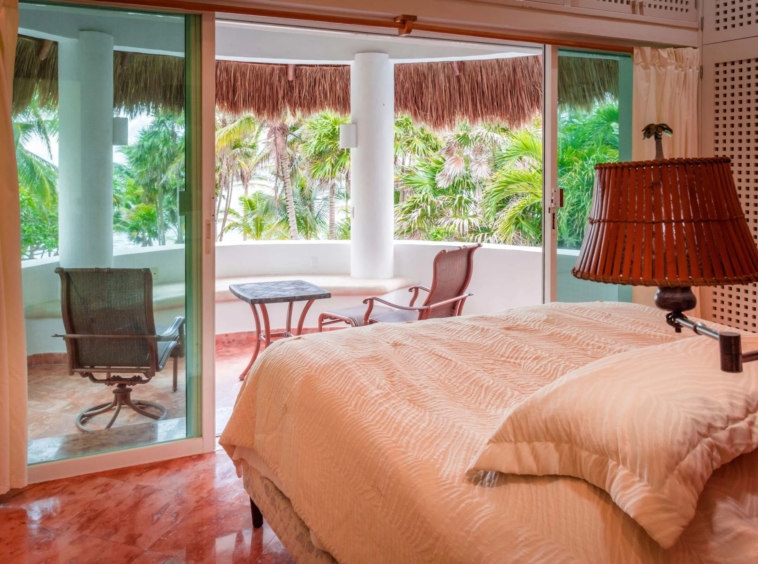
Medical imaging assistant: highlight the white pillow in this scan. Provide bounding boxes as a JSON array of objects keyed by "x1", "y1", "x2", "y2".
[{"x1": 467, "y1": 337, "x2": 758, "y2": 549}]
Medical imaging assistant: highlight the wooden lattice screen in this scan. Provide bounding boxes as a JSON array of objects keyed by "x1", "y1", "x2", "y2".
[{"x1": 701, "y1": 3, "x2": 758, "y2": 331}]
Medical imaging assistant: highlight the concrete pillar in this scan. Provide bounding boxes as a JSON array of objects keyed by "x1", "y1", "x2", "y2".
[
  {"x1": 58, "y1": 31, "x2": 114, "y2": 268},
  {"x1": 350, "y1": 53, "x2": 394, "y2": 279}
]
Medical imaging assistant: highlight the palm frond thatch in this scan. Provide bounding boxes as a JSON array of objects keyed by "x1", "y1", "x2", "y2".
[
  {"x1": 395, "y1": 57, "x2": 543, "y2": 130},
  {"x1": 215, "y1": 57, "x2": 544, "y2": 129},
  {"x1": 14, "y1": 34, "x2": 620, "y2": 128},
  {"x1": 13, "y1": 36, "x2": 186, "y2": 116},
  {"x1": 216, "y1": 61, "x2": 350, "y2": 120},
  {"x1": 557, "y1": 56, "x2": 619, "y2": 109},
  {"x1": 14, "y1": 36, "x2": 58, "y2": 114}
]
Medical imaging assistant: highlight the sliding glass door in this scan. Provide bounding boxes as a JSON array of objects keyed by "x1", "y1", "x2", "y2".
[
  {"x1": 16, "y1": 1, "x2": 202, "y2": 464},
  {"x1": 548, "y1": 49, "x2": 634, "y2": 303}
]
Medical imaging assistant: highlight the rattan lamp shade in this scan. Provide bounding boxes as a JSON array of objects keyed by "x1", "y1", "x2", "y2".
[{"x1": 572, "y1": 157, "x2": 758, "y2": 287}]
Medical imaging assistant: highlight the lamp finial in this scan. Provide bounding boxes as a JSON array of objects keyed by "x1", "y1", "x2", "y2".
[{"x1": 642, "y1": 123, "x2": 673, "y2": 160}]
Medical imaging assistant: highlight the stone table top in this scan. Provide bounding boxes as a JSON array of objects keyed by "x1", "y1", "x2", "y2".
[{"x1": 229, "y1": 280, "x2": 331, "y2": 305}]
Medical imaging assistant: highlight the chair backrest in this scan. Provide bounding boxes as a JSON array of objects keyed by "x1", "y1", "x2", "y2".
[
  {"x1": 424, "y1": 244, "x2": 481, "y2": 319},
  {"x1": 56, "y1": 268, "x2": 157, "y2": 371}
]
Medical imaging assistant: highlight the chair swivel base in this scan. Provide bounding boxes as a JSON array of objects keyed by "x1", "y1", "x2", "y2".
[{"x1": 76, "y1": 383, "x2": 167, "y2": 432}]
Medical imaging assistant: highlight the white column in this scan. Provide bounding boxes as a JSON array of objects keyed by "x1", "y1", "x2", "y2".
[
  {"x1": 58, "y1": 31, "x2": 114, "y2": 268},
  {"x1": 350, "y1": 53, "x2": 394, "y2": 279}
]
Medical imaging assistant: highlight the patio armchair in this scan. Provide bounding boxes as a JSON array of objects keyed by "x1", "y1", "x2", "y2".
[
  {"x1": 318, "y1": 244, "x2": 481, "y2": 329},
  {"x1": 55, "y1": 268, "x2": 185, "y2": 432}
]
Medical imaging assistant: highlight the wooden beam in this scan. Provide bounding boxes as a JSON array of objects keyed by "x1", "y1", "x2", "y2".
[{"x1": 79, "y1": 0, "x2": 635, "y2": 54}]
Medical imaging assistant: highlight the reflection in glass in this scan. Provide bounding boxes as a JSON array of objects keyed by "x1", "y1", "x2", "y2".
[
  {"x1": 16, "y1": 2, "x2": 191, "y2": 463},
  {"x1": 556, "y1": 51, "x2": 633, "y2": 303}
]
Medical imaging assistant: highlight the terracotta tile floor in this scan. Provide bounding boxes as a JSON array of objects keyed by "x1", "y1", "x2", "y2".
[
  {"x1": 27, "y1": 359, "x2": 188, "y2": 440},
  {"x1": 0, "y1": 449, "x2": 295, "y2": 563}
]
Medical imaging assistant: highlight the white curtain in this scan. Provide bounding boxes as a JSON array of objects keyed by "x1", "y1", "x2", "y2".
[
  {"x1": 632, "y1": 47, "x2": 701, "y2": 311},
  {"x1": 0, "y1": 0, "x2": 27, "y2": 495},
  {"x1": 633, "y1": 47, "x2": 700, "y2": 160}
]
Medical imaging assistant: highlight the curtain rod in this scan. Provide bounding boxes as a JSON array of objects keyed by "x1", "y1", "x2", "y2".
[{"x1": 83, "y1": 0, "x2": 635, "y2": 55}]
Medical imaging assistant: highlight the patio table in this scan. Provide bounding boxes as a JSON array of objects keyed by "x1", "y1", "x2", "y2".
[{"x1": 229, "y1": 280, "x2": 331, "y2": 380}]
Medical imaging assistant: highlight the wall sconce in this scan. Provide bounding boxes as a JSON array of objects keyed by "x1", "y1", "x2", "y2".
[
  {"x1": 113, "y1": 117, "x2": 129, "y2": 146},
  {"x1": 339, "y1": 123, "x2": 357, "y2": 149}
]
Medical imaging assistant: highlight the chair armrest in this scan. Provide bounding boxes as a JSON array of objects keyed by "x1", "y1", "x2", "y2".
[
  {"x1": 159, "y1": 316, "x2": 186, "y2": 341},
  {"x1": 362, "y1": 296, "x2": 427, "y2": 324},
  {"x1": 54, "y1": 334, "x2": 159, "y2": 340},
  {"x1": 362, "y1": 296, "x2": 427, "y2": 312},
  {"x1": 426, "y1": 293, "x2": 473, "y2": 314},
  {"x1": 408, "y1": 285, "x2": 431, "y2": 307}
]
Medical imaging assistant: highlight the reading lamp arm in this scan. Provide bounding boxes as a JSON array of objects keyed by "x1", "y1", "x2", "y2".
[{"x1": 667, "y1": 312, "x2": 758, "y2": 373}]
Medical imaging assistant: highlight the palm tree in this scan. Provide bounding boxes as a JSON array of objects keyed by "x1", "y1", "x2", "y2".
[
  {"x1": 225, "y1": 192, "x2": 281, "y2": 240},
  {"x1": 13, "y1": 95, "x2": 58, "y2": 211},
  {"x1": 394, "y1": 115, "x2": 442, "y2": 202},
  {"x1": 289, "y1": 173, "x2": 328, "y2": 240},
  {"x1": 300, "y1": 111, "x2": 350, "y2": 239},
  {"x1": 269, "y1": 121, "x2": 300, "y2": 240},
  {"x1": 114, "y1": 163, "x2": 161, "y2": 246},
  {"x1": 119, "y1": 112, "x2": 185, "y2": 246},
  {"x1": 483, "y1": 125, "x2": 543, "y2": 245},
  {"x1": 395, "y1": 156, "x2": 483, "y2": 241},
  {"x1": 215, "y1": 113, "x2": 269, "y2": 240},
  {"x1": 14, "y1": 94, "x2": 59, "y2": 258},
  {"x1": 436, "y1": 122, "x2": 507, "y2": 196},
  {"x1": 557, "y1": 103, "x2": 619, "y2": 248},
  {"x1": 482, "y1": 104, "x2": 620, "y2": 247}
]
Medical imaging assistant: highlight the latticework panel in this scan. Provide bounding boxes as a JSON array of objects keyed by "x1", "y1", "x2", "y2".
[
  {"x1": 703, "y1": 57, "x2": 758, "y2": 332},
  {"x1": 715, "y1": 0, "x2": 758, "y2": 31},
  {"x1": 572, "y1": 0, "x2": 697, "y2": 21},
  {"x1": 572, "y1": 0, "x2": 635, "y2": 15},
  {"x1": 706, "y1": 1, "x2": 758, "y2": 44},
  {"x1": 643, "y1": 0, "x2": 698, "y2": 21}
]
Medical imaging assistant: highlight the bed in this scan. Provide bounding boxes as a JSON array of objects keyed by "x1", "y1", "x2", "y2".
[{"x1": 220, "y1": 302, "x2": 758, "y2": 564}]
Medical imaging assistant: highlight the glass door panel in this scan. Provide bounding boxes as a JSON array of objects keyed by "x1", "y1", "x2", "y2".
[
  {"x1": 16, "y1": 1, "x2": 200, "y2": 464},
  {"x1": 555, "y1": 50, "x2": 633, "y2": 303}
]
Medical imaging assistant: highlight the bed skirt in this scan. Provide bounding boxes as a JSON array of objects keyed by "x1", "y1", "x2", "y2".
[{"x1": 241, "y1": 460, "x2": 338, "y2": 564}]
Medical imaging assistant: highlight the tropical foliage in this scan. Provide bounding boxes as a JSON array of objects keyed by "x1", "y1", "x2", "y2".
[
  {"x1": 114, "y1": 112, "x2": 185, "y2": 247},
  {"x1": 14, "y1": 96, "x2": 58, "y2": 259},
  {"x1": 15, "y1": 97, "x2": 620, "y2": 259}
]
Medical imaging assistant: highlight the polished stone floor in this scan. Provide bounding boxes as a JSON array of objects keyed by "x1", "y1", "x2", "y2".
[{"x1": 0, "y1": 448, "x2": 295, "y2": 563}]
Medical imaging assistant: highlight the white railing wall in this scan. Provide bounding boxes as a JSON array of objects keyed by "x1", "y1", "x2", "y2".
[{"x1": 23, "y1": 240, "x2": 624, "y2": 355}]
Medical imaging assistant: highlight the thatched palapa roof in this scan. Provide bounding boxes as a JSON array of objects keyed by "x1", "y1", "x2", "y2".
[
  {"x1": 15, "y1": 35, "x2": 619, "y2": 129},
  {"x1": 216, "y1": 57, "x2": 543, "y2": 129},
  {"x1": 14, "y1": 36, "x2": 186, "y2": 116}
]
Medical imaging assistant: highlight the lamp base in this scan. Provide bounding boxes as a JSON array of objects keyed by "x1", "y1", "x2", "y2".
[
  {"x1": 653, "y1": 286, "x2": 751, "y2": 373},
  {"x1": 654, "y1": 287, "x2": 697, "y2": 321}
]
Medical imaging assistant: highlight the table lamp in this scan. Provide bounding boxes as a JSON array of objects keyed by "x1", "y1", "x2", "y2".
[{"x1": 572, "y1": 124, "x2": 758, "y2": 372}]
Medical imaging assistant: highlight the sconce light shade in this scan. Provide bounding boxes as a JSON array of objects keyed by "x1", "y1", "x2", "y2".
[
  {"x1": 339, "y1": 123, "x2": 357, "y2": 149},
  {"x1": 113, "y1": 117, "x2": 129, "y2": 146}
]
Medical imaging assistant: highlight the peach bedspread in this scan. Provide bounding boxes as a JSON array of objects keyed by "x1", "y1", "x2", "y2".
[{"x1": 220, "y1": 302, "x2": 758, "y2": 564}]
